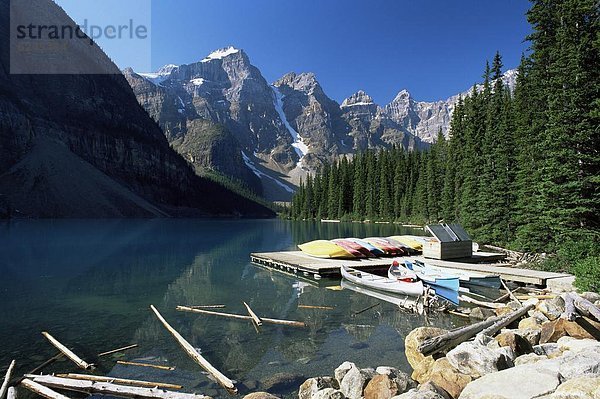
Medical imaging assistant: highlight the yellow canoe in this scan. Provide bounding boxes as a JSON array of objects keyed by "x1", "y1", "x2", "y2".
[
  {"x1": 298, "y1": 240, "x2": 355, "y2": 259},
  {"x1": 389, "y1": 235, "x2": 424, "y2": 251}
]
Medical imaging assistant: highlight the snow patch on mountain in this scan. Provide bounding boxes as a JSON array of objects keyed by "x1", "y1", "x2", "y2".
[
  {"x1": 202, "y1": 46, "x2": 240, "y2": 62},
  {"x1": 241, "y1": 151, "x2": 295, "y2": 193},
  {"x1": 190, "y1": 78, "x2": 206, "y2": 86},
  {"x1": 272, "y1": 86, "x2": 309, "y2": 168},
  {"x1": 138, "y1": 64, "x2": 178, "y2": 86}
]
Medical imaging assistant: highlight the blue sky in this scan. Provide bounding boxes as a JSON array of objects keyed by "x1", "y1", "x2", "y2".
[{"x1": 58, "y1": 0, "x2": 531, "y2": 103}]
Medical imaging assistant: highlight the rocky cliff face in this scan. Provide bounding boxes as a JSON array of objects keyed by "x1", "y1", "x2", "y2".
[
  {"x1": 0, "y1": 1, "x2": 273, "y2": 218},
  {"x1": 126, "y1": 47, "x2": 517, "y2": 201}
]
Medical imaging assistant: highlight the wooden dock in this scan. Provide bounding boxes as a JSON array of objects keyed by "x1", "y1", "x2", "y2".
[{"x1": 250, "y1": 251, "x2": 572, "y2": 286}]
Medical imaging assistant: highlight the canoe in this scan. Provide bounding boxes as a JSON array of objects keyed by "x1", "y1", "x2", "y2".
[
  {"x1": 404, "y1": 260, "x2": 460, "y2": 291},
  {"x1": 414, "y1": 260, "x2": 501, "y2": 288},
  {"x1": 346, "y1": 238, "x2": 386, "y2": 256},
  {"x1": 389, "y1": 235, "x2": 425, "y2": 251},
  {"x1": 387, "y1": 260, "x2": 419, "y2": 282},
  {"x1": 298, "y1": 240, "x2": 355, "y2": 259},
  {"x1": 382, "y1": 237, "x2": 412, "y2": 255},
  {"x1": 332, "y1": 239, "x2": 374, "y2": 258},
  {"x1": 341, "y1": 265, "x2": 424, "y2": 296},
  {"x1": 341, "y1": 280, "x2": 420, "y2": 308},
  {"x1": 364, "y1": 237, "x2": 404, "y2": 256}
]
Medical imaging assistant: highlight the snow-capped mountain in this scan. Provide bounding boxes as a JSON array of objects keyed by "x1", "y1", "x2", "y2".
[{"x1": 124, "y1": 46, "x2": 517, "y2": 201}]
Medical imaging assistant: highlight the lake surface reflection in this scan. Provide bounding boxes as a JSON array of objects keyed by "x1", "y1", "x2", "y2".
[{"x1": 0, "y1": 219, "x2": 464, "y2": 398}]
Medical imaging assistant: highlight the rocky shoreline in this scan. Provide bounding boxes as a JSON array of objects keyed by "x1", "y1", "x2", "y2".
[{"x1": 240, "y1": 291, "x2": 600, "y2": 399}]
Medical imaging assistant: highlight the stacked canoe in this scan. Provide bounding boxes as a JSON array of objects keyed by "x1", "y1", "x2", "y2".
[{"x1": 298, "y1": 235, "x2": 432, "y2": 259}]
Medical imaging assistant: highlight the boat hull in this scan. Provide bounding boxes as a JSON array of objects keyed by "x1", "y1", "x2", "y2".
[{"x1": 341, "y1": 265, "x2": 424, "y2": 297}]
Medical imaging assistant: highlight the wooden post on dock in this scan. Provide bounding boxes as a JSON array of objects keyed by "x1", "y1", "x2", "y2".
[
  {"x1": 41, "y1": 332, "x2": 93, "y2": 370},
  {"x1": 1, "y1": 360, "x2": 15, "y2": 399},
  {"x1": 150, "y1": 305, "x2": 237, "y2": 394},
  {"x1": 20, "y1": 379, "x2": 71, "y2": 399}
]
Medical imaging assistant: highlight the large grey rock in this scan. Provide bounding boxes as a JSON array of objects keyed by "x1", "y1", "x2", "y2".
[
  {"x1": 514, "y1": 353, "x2": 548, "y2": 366},
  {"x1": 364, "y1": 374, "x2": 399, "y2": 399},
  {"x1": 546, "y1": 276, "x2": 576, "y2": 293},
  {"x1": 458, "y1": 365, "x2": 561, "y2": 399},
  {"x1": 581, "y1": 292, "x2": 600, "y2": 303},
  {"x1": 340, "y1": 365, "x2": 376, "y2": 399},
  {"x1": 335, "y1": 362, "x2": 355, "y2": 385},
  {"x1": 555, "y1": 346, "x2": 600, "y2": 379},
  {"x1": 446, "y1": 342, "x2": 512, "y2": 378},
  {"x1": 392, "y1": 390, "x2": 446, "y2": 399},
  {"x1": 549, "y1": 376, "x2": 600, "y2": 398},
  {"x1": 404, "y1": 327, "x2": 448, "y2": 369},
  {"x1": 260, "y1": 372, "x2": 305, "y2": 392},
  {"x1": 313, "y1": 389, "x2": 346, "y2": 399},
  {"x1": 428, "y1": 357, "x2": 471, "y2": 399},
  {"x1": 557, "y1": 336, "x2": 600, "y2": 353},
  {"x1": 242, "y1": 393, "x2": 280, "y2": 399},
  {"x1": 299, "y1": 377, "x2": 339, "y2": 399},
  {"x1": 533, "y1": 343, "x2": 563, "y2": 357},
  {"x1": 513, "y1": 328, "x2": 542, "y2": 346}
]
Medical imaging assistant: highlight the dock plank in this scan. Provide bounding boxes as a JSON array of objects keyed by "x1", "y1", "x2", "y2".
[{"x1": 250, "y1": 251, "x2": 572, "y2": 286}]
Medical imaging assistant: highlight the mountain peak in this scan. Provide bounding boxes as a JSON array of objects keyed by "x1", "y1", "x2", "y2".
[
  {"x1": 341, "y1": 90, "x2": 375, "y2": 108},
  {"x1": 392, "y1": 89, "x2": 412, "y2": 102},
  {"x1": 201, "y1": 46, "x2": 242, "y2": 63}
]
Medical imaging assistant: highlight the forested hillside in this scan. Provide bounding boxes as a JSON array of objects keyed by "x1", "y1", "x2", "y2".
[{"x1": 288, "y1": 0, "x2": 599, "y2": 279}]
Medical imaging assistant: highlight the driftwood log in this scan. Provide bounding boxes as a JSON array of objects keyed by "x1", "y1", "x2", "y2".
[
  {"x1": 1, "y1": 360, "x2": 15, "y2": 399},
  {"x1": 41, "y1": 332, "x2": 93, "y2": 370},
  {"x1": 176, "y1": 306, "x2": 306, "y2": 327},
  {"x1": 561, "y1": 293, "x2": 578, "y2": 321},
  {"x1": 116, "y1": 361, "x2": 174, "y2": 371},
  {"x1": 477, "y1": 301, "x2": 536, "y2": 338},
  {"x1": 55, "y1": 374, "x2": 183, "y2": 390},
  {"x1": 571, "y1": 293, "x2": 600, "y2": 322},
  {"x1": 98, "y1": 344, "x2": 138, "y2": 358},
  {"x1": 25, "y1": 375, "x2": 209, "y2": 399},
  {"x1": 6, "y1": 387, "x2": 15, "y2": 399},
  {"x1": 243, "y1": 302, "x2": 262, "y2": 326},
  {"x1": 20, "y1": 379, "x2": 70, "y2": 399},
  {"x1": 150, "y1": 305, "x2": 237, "y2": 393}
]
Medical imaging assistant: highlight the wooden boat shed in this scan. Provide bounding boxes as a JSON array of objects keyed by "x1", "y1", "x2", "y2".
[{"x1": 423, "y1": 224, "x2": 473, "y2": 260}]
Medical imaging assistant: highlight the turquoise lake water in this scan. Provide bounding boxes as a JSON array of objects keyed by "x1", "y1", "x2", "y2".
[{"x1": 0, "y1": 219, "x2": 465, "y2": 398}]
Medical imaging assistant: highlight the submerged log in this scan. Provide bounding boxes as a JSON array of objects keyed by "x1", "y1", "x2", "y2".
[
  {"x1": 25, "y1": 375, "x2": 209, "y2": 399},
  {"x1": 28, "y1": 353, "x2": 64, "y2": 376},
  {"x1": 243, "y1": 302, "x2": 262, "y2": 326},
  {"x1": 189, "y1": 305, "x2": 226, "y2": 309},
  {"x1": 116, "y1": 361, "x2": 174, "y2": 371},
  {"x1": 20, "y1": 379, "x2": 70, "y2": 399},
  {"x1": 150, "y1": 305, "x2": 236, "y2": 393},
  {"x1": 500, "y1": 278, "x2": 521, "y2": 305},
  {"x1": 41, "y1": 332, "x2": 93, "y2": 370},
  {"x1": 353, "y1": 303, "x2": 380, "y2": 316},
  {"x1": 55, "y1": 374, "x2": 182, "y2": 390},
  {"x1": 1, "y1": 360, "x2": 15, "y2": 399},
  {"x1": 98, "y1": 344, "x2": 138, "y2": 357},
  {"x1": 176, "y1": 306, "x2": 306, "y2": 327},
  {"x1": 298, "y1": 305, "x2": 335, "y2": 310}
]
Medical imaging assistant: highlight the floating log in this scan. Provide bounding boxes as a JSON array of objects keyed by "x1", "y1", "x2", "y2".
[
  {"x1": 25, "y1": 375, "x2": 209, "y2": 399},
  {"x1": 571, "y1": 293, "x2": 600, "y2": 322},
  {"x1": 189, "y1": 305, "x2": 226, "y2": 309},
  {"x1": 98, "y1": 344, "x2": 138, "y2": 358},
  {"x1": 477, "y1": 301, "x2": 537, "y2": 338},
  {"x1": 458, "y1": 295, "x2": 505, "y2": 309},
  {"x1": 41, "y1": 332, "x2": 93, "y2": 370},
  {"x1": 150, "y1": 305, "x2": 236, "y2": 393},
  {"x1": 20, "y1": 379, "x2": 70, "y2": 399},
  {"x1": 298, "y1": 305, "x2": 334, "y2": 310},
  {"x1": 55, "y1": 374, "x2": 182, "y2": 390},
  {"x1": 1, "y1": 360, "x2": 15, "y2": 399},
  {"x1": 243, "y1": 302, "x2": 262, "y2": 326},
  {"x1": 117, "y1": 361, "x2": 175, "y2": 371},
  {"x1": 418, "y1": 315, "x2": 503, "y2": 357},
  {"x1": 6, "y1": 387, "x2": 15, "y2": 399},
  {"x1": 176, "y1": 306, "x2": 306, "y2": 327},
  {"x1": 353, "y1": 303, "x2": 380, "y2": 316},
  {"x1": 448, "y1": 310, "x2": 470, "y2": 318}
]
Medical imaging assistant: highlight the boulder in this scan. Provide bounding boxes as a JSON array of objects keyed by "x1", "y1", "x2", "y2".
[
  {"x1": 374, "y1": 367, "x2": 416, "y2": 393},
  {"x1": 458, "y1": 365, "x2": 561, "y2": 399},
  {"x1": 540, "y1": 319, "x2": 569, "y2": 344},
  {"x1": 518, "y1": 317, "x2": 542, "y2": 331},
  {"x1": 555, "y1": 346, "x2": 600, "y2": 380},
  {"x1": 376, "y1": 367, "x2": 398, "y2": 376},
  {"x1": 340, "y1": 365, "x2": 376, "y2": 399},
  {"x1": 557, "y1": 336, "x2": 600, "y2": 353},
  {"x1": 581, "y1": 292, "x2": 600, "y2": 303},
  {"x1": 313, "y1": 389, "x2": 346, "y2": 399},
  {"x1": 428, "y1": 358, "x2": 472, "y2": 399},
  {"x1": 494, "y1": 307, "x2": 513, "y2": 317},
  {"x1": 260, "y1": 373, "x2": 304, "y2": 393},
  {"x1": 243, "y1": 393, "x2": 280, "y2": 399},
  {"x1": 405, "y1": 327, "x2": 447, "y2": 369},
  {"x1": 469, "y1": 307, "x2": 495, "y2": 320},
  {"x1": 364, "y1": 374, "x2": 399, "y2": 399},
  {"x1": 495, "y1": 331, "x2": 534, "y2": 357},
  {"x1": 411, "y1": 356, "x2": 435, "y2": 384},
  {"x1": 549, "y1": 376, "x2": 600, "y2": 398},
  {"x1": 446, "y1": 341, "x2": 512, "y2": 379},
  {"x1": 546, "y1": 276, "x2": 576, "y2": 293},
  {"x1": 537, "y1": 298, "x2": 565, "y2": 321},
  {"x1": 564, "y1": 320, "x2": 596, "y2": 339},
  {"x1": 513, "y1": 328, "x2": 541, "y2": 346},
  {"x1": 530, "y1": 310, "x2": 550, "y2": 324},
  {"x1": 299, "y1": 377, "x2": 339, "y2": 399},
  {"x1": 533, "y1": 343, "x2": 563, "y2": 358},
  {"x1": 335, "y1": 362, "x2": 355, "y2": 385},
  {"x1": 514, "y1": 353, "x2": 548, "y2": 366}
]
